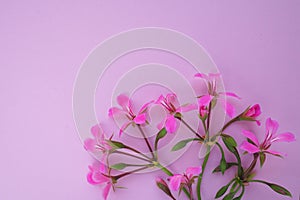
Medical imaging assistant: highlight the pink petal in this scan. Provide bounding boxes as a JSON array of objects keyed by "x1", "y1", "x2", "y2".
[
  {"x1": 155, "y1": 95, "x2": 165, "y2": 104},
  {"x1": 87, "y1": 171, "x2": 99, "y2": 185},
  {"x1": 177, "y1": 103, "x2": 198, "y2": 112},
  {"x1": 186, "y1": 166, "x2": 202, "y2": 178},
  {"x1": 240, "y1": 141, "x2": 260, "y2": 154},
  {"x1": 245, "y1": 104, "x2": 261, "y2": 118},
  {"x1": 219, "y1": 92, "x2": 241, "y2": 99},
  {"x1": 222, "y1": 101, "x2": 235, "y2": 118},
  {"x1": 265, "y1": 150, "x2": 286, "y2": 157},
  {"x1": 117, "y1": 94, "x2": 131, "y2": 110},
  {"x1": 119, "y1": 121, "x2": 132, "y2": 136},
  {"x1": 102, "y1": 182, "x2": 112, "y2": 200},
  {"x1": 138, "y1": 100, "x2": 154, "y2": 114},
  {"x1": 166, "y1": 93, "x2": 178, "y2": 107},
  {"x1": 194, "y1": 73, "x2": 209, "y2": 80},
  {"x1": 84, "y1": 138, "x2": 96, "y2": 152},
  {"x1": 241, "y1": 130, "x2": 259, "y2": 146},
  {"x1": 134, "y1": 113, "x2": 146, "y2": 124},
  {"x1": 165, "y1": 115, "x2": 177, "y2": 133},
  {"x1": 108, "y1": 107, "x2": 125, "y2": 118},
  {"x1": 157, "y1": 119, "x2": 165, "y2": 131},
  {"x1": 92, "y1": 171, "x2": 109, "y2": 184},
  {"x1": 169, "y1": 174, "x2": 183, "y2": 191},
  {"x1": 208, "y1": 73, "x2": 221, "y2": 78},
  {"x1": 198, "y1": 95, "x2": 213, "y2": 106},
  {"x1": 271, "y1": 132, "x2": 296, "y2": 143},
  {"x1": 265, "y1": 118, "x2": 279, "y2": 139}
]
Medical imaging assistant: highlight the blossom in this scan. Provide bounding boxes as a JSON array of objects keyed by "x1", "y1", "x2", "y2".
[
  {"x1": 169, "y1": 166, "x2": 202, "y2": 191},
  {"x1": 195, "y1": 73, "x2": 241, "y2": 118},
  {"x1": 84, "y1": 124, "x2": 111, "y2": 161},
  {"x1": 108, "y1": 94, "x2": 153, "y2": 136},
  {"x1": 240, "y1": 118, "x2": 296, "y2": 156},
  {"x1": 240, "y1": 104, "x2": 261, "y2": 125},
  {"x1": 87, "y1": 162, "x2": 113, "y2": 200},
  {"x1": 156, "y1": 93, "x2": 197, "y2": 133}
]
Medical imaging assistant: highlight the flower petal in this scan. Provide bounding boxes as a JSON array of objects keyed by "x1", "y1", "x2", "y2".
[
  {"x1": 165, "y1": 115, "x2": 177, "y2": 133},
  {"x1": 138, "y1": 100, "x2": 154, "y2": 114},
  {"x1": 102, "y1": 182, "x2": 112, "y2": 200},
  {"x1": 219, "y1": 92, "x2": 241, "y2": 99},
  {"x1": 166, "y1": 93, "x2": 178, "y2": 107},
  {"x1": 222, "y1": 101, "x2": 235, "y2": 118},
  {"x1": 169, "y1": 174, "x2": 183, "y2": 191},
  {"x1": 134, "y1": 113, "x2": 146, "y2": 124},
  {"x1": 117, "y1": 94, "x2": 131, "y2": 110},
  {"x1": 271, "y1": 132, "x2": 296, "y2": 143},
  {"x1": 186, "y1": 166, "x2": 202, "y2": 178},
  {"x1": 198, "y1": 95, "x2": 213, "y2": 106},
  {"x1": 177, "y1": 103, "x2": 198, "y2": 112},
  {"x1": 240, "y1": 141, "x2": 260, "y2": 154},
  {"x1": 194, "y1": 73, "x2": 209, "y2": 80},
  {"x1": 84, "y1": 138, "x2": 96, "y2": 152},
  {"x1": 119, "y1": 121, "x2": 132, "y2": 136},
  {"x1": 241, "y1": 130, "x2": 259, "y2": 146},
  {"x1": 108, "y1": 107, "x2": 126, "y2": 118},
  {"x1": 266, "y1": 117, "x2": 279, "y2": 139},
  {"x1": 265, "y1": 150, "x2": 286, "y2": 157}
]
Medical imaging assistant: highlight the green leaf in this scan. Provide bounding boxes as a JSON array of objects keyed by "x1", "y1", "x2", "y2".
[
  {"x1": 213, "y1": 162, "x2": 238, "y2": 173},
  {"x1": 222, "y1": 134, "x2": 237, "y2": 153},
  {"x1": 156, "y1": 180, "x2": 175, "y2": 200},
  {"x1": 110, "y1": 163, "x2": 128, "y2": 170},
  {"x1": 220, "y1": 159, "x2": 227, "y2": 175},
  {"x1": 154, "y1": 128, "x2": 167, "y2": 150},
  {"x1": 171, "y1": 138, "x2": 197, "y2": 151},
  {"x1": 223, "y1": 192, "x2": 234, "y2": 200},
  {"x1": 251, "y1": 180, "x2": 292, "y2": 197},
  {"x1": 215, "y1": 183, "x2": 231, "y2": 198},
  {"x1": 107, "y1": 140, "x2": 126, "y2": 149},
  {"x1": 259, "y1": 152, "x2": 266, "y2": 167}
]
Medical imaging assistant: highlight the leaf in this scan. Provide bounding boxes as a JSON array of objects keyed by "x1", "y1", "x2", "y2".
[
  {"x1": 154, "y1": 128, "x2": 167, "y2": 150},
  {"x1": 215, "y1": 183, "x2": 231, "y2": 198},
  {"x1": 156, "y1": 180, "x2": 175, "y2": 200},
  {"x1": 110, "y1": 163, "x2": 128, "y2": 170},
  {"x1": 220, "y1": 159, "x2": 227, "y2": 175},
  {"x1": 222, "y1": 134, "x2": 237, "y2": 153},
  {"x1": 213, "y1": 162, "x2": 238, "y2": 173},
  {"x1": 259, "y1": 152, "x2": 266, "y2": 167},
  {"x1": 107, "y1": 140, "x2": 126, "y2": 149},
  {"x1": 251, "y1": 180, "x2": 292, "y2": 197},
  {"x1": 223, "y1": 192, "x2": 234, "y2": 200},
  {"x1": 171, "y1": 138, "x2": 197, "y2": 151}
]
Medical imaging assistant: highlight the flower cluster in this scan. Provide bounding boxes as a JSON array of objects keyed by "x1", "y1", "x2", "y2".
[{"x1": 82, "y1": 73, "x2": 296, "y2": 200}]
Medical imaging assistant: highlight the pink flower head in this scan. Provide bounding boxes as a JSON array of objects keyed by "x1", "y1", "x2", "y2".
[
  {"x1": 198, "y1": 94, "x2": 213, "y2": 118},
  {"x1": 108, "y1": 94, "x2": 153, "y2": 136},
  {"x1": 169, "y1": 166, "x2": 202, "y2": 191},
  {"x1": 156, "y1": 93, "x2": 197, "y2": 133},
  {"x1": 87, "y1": 162, "x2": 113, "y2": 200},
  {"x1": 84, "y1": 124, "x2": 111, "y2": 161},
  {"x1": 195, "y1": 73, "x2": 241, "y2": 118},
  {"x1": 240, "y1": 118, "x2": 296, "y2": 157},
  {"x1": 241, "y1": 104, "x2": 262, "y2": 125}
]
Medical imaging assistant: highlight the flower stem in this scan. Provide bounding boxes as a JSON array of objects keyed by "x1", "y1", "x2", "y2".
[
  {"x1": 112, "y1": 150, "x2": 152, "y2": 163},
  {"x1": 243, "y1": 153, "x2": 259, "y2": 178},
  {"x1": 114, "y1": 166, "x2": 149, "y2": 180},
  {"x1": 197, "y1": 146, "x2": 211, "y2": 200},
  {"x1": 137, "y1": 125, "x2": 155, "y2": 159},
  {"x1": 175, "y1": 116, "x2": 204, "y2": 140}
]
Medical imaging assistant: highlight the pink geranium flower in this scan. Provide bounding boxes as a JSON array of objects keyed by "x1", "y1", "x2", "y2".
[
  {"x1": 87, "y1": 162, "x2": 113, "y2": 200},
  {"x1": 108, "y1": 94, "x2": 153, "y2": 136},
  {"x1": 169, "y1": 166, "x2": 202, "y2": 191},
  {"x1": 240, "y1": 104, "x2": 262, "y2": 125},
  {"x1": 84, "y1": 124, "x2": 111, "y2": 161},
  {"x1": 240, "y1": 117, "x2": 296, "y2": 156},
  {"x1": 195, "y1": 73, "x2": 241, "y2": 118},
  {"x1": 156, "y1": 93, "x2": 197, "y2": 133}
]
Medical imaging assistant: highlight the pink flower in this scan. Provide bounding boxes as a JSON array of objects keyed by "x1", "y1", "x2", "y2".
[
  {"x1": 198, "y1": 95, "x2": 213, "y2": 118},
  {"x1": 108, "y1": 94, "x2": 153, "y2": 136},
  {"x1": 195, "y1": 73, "x2": 241, "y2": 118},
  {"x1": 84, "y1": 124, "x2": 111, "y2": 161},
  {"x1": 156, "y1": 93, "x2": 197, "y2": 133},
  {"x1": 169, "y1": 166, "x2": 202, "y2": 191},
  {"x1": 87, "y1": 162, "x2": 113, "y2": 200},
  {"x1": 240, "y1": 118, "x2": 296, "y2": 156},
  {"x1": 241, "y1": 104, "x2": 262, "y2": 125}
]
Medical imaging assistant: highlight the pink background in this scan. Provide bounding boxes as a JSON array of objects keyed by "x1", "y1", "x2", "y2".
[{"x1": 1, "y1": 1, "x2": 299, "y2": 200}]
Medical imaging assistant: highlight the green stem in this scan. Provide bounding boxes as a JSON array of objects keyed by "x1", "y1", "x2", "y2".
[
  {"x1": 137, "y1": 125, "x2": 155, "y2": 159},
  {"x1": 175, "y1": 116, "x2": 204, "y2": 140},
  {"x1": 243, "y1": 153, "x2": 259, "y2": 178},
  {"x1": 221, "y1": 116, "x2": 240, "y2": 132},
  {"x1": 114, "y1": 166, "x2": 149, "y2": 180},
  {"x1": 197, "y1": 146, "x2": 211, "y2": 200}
]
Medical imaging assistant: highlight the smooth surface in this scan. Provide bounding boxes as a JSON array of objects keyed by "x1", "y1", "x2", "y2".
[{"x1": 1, "y1": 1, "x2": 299, "y2": 200}]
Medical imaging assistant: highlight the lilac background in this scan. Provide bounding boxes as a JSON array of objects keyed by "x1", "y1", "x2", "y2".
[{"x1": 1, "y1": 1, "x2": 299, "y2": 200}]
